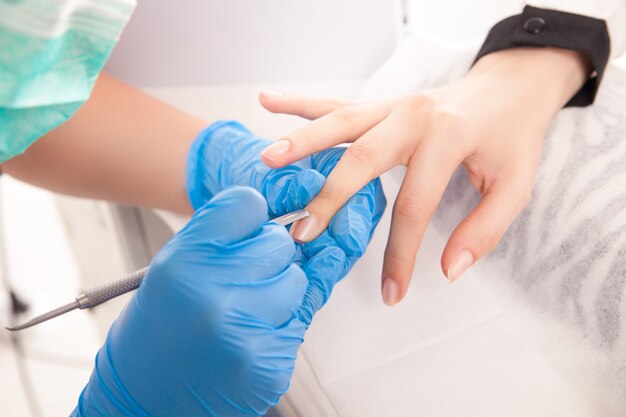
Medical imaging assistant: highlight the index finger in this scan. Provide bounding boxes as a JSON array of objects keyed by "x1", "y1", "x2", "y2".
[
  {"x1": 260, "y1": 101, "x2": 393, "y2": 169},
  {"x1": 289, "y1": 110, "x2": 413, "y2": 243},
  {"x1": 259, "y1": 92, "x2": 350, "y2": 120}
]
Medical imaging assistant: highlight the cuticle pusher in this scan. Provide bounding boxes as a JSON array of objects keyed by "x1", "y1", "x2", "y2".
[{"x1": 5, "y1": 209, "x2": 309, "y2": 331}]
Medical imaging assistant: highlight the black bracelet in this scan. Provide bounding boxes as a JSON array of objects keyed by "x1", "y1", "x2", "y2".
[{"x1": 474, "y1": 6, "x2": 610, "y2": 107}]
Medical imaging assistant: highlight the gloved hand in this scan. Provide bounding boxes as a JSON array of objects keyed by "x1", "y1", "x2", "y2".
[
  {"x1": 73, "y1": 187, "x2": 315, "y2": 417},
  {"x1": 186, "y1": 121, "x2": 386, "y2": 322}
]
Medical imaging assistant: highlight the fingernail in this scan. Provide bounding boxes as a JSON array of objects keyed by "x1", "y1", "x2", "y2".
[
  {"x1": 382, "y1": 278, "x2": 399, "y2": 306},
  {"x1": 262, "y1": 90, "x2": 284, "y2": 97},
  {"x1": 261, "y1": 139, "x2": 291, "y2": 161},
  {"x1": 447, "y1": 250, "x2": 474, "y2": 283},
  {"x1": 290, "y1": 214, "x2": 318, "y2": 242}
]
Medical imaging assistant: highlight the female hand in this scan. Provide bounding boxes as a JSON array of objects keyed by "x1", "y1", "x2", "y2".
[{"x1": 259, "y1": 47, "x2": 590, "y2": 306}]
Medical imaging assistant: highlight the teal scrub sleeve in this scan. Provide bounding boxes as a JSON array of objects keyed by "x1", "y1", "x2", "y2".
[
  {"x1": 72, "y1": 187, "x2": 310, "y2": 417},
  {"x1": 0, "y1": 0, "x2": 136, "y2": 162}
]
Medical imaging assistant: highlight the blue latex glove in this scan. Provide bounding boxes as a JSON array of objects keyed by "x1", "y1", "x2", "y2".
[
  {"x1": 186, "y1": 121, "x2": 386, "y2": 323},
  {"x1": 73, "y1": 187, "x2": 316, "y2": 417}
]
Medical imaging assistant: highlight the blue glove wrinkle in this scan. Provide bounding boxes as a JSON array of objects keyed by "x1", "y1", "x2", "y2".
[
  {"x1": 329, "y1": 177, "x2": 386, "y2": 257},
  {"x1": 263, "y1": 168, "x2": 325, "y2": 216},
  {"x1": 309, "y1": 147, "x2": 345, "y2": 177},
  {"x1": 187, "y1": 121, "x2": 273, "y2": 210},
  {"x1": 299, "y1": 230, "x2": 338, "y2": 260},
  {"x1": 73, "y1": 342, "x2": 152, "y2": 417},
  {"x1": 293, "y1": 245, "x2": 307, "y2": 269},
  {"x1": 328, "y1": 195, "x2": 372, "y2": 259},
  {"x1": 367, "y1": 178, "x2": 387, "y2": 237},
  {"x1": 261, "y1": 167, "x2": 300, "y2": 216},
  {"x1": 297, "y1": 245, "x2": 349, "y2": 326},
  {"x1": 286, "y1": 169, "x2": 325, "y2": 210}
]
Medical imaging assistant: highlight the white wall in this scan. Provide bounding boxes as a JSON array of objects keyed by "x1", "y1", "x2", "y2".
[
  {"x1": 105, "y1": 0, "x2": 403, "y2": 87},
  {"x1": 406, "y1": 0, "x2": 524, "y2": 41}
]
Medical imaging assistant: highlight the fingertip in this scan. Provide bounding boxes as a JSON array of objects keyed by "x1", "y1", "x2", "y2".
[
  {"x1": 259, "y1": 91, "x2": 285, "y2": 111},
  {"x1": 381, "y1": 250, "x2": 415, "y2": 306},
  {"x1": 261, "y1": 154, "x2": 288, "y2": 169},
  {"x1": 260, "y1": 139, "x2": 292, "y2": 165},
  {"x1": 290, "y1": 213, "x2": 324, "y2": 243},
  {"x1": 441, "y1": 224, "x2": 478, "y2": 283},
  {"x1": 444, "y1": 249, "x2": 474, "y2": 283},
  {"x1": 441, "y1": 185, "x2": 523, "y2": 282},
  {"x1": 381, "y1": 277, "x2": 401, "y2": 306}
]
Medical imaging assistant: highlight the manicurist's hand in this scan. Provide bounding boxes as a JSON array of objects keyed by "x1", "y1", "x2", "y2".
[
  {"x1": 187, "y1": 120, "x2": 386, "y2": 306},
  {"x1": 259, "y1": 47, "x2": 590, "y2": 305},
  {"x1": 73, "y1": 187, "x2": 341, "y2": 417}
]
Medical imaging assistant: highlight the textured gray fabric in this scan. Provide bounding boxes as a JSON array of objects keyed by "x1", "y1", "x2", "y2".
[
  {"x1": 433, "y1": 66, "x2": 626, "y2": 414},
  {"x1": 361, "y1": 36, "x2": 626, "y2": 414}
]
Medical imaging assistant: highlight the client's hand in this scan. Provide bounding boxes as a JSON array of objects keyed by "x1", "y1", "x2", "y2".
[
  {"x1": 73, "y1": 187, "x2": 338, "y2": 417},
  {"x1": 259, "y1": 47, "x2": 590, "y2": 305}
]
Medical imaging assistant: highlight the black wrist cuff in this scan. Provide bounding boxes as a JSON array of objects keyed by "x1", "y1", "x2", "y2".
[{"x1": 474, "y1": 6, "x2": 610, "y2": 107}]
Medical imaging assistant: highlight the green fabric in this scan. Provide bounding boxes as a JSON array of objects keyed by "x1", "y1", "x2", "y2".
[{"x1": 0, "y1": 0, "x2": 135, "y2": 162}]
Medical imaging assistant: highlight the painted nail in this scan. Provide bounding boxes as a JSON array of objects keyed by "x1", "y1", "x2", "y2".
[
  {"x1": 290, "y1": 214, "x2": 318, "y2": 242},
  {"x1": 261, "y1": 139, "x2": 291, "y2": 161},
  {"x1": 447, "y1": 250, "x2": 474, "y2": 283},
  {"x1": 382, "y1": 278, "x2": 399, "y2": 306},
  {"x1": 262, "y1": 90, "x2": 284, "y2": 97}
]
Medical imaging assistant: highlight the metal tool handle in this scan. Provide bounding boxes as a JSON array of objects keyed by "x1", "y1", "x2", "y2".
[
  {"x1": 76, "y1": 266, "x2": 149, "y2": 309},
  {"x1": 6, "y1": 210, "x2": 309, "y2": 331}
]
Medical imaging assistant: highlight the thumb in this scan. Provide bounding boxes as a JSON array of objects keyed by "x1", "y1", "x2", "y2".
[{"x1": 182, "y1": 186, "x2": 269, "y2": 246}]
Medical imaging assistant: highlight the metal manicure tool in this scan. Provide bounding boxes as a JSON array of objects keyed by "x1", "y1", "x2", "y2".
[{"x1": 5, "y1": 209, "x2": 309, "y2": 331}]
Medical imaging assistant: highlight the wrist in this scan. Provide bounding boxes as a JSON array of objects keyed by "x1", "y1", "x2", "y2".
[{"x1": 469, "y1": 47, "x2": 590, "y2": 113}]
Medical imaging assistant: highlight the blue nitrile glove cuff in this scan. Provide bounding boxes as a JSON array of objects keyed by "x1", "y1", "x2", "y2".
[{"x1": 186, "y1": 120, "x2": 232, "y2": 210}]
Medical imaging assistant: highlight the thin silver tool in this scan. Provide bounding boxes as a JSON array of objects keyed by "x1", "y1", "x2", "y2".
[{"x1": 5, "y1": 209, "x2": 309, "y2": 331}]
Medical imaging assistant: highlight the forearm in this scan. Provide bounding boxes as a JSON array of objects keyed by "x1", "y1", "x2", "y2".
[{"x1": 1, "y1": 73, "x2": 205, "y2": 214}]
